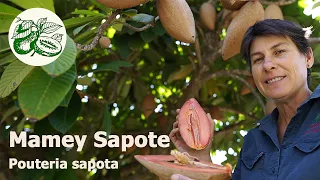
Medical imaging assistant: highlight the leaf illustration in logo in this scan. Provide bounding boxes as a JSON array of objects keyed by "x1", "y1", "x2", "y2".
[
  {"x1": 51, "y1": 33, "x2": 63, "y2": 42},
  {"x1": 11, "y1": 20, "x2": 34, "y2": 39},
  {"x1": 37, "y1": 17, "x2": 47, "y2": 30},
  {"x1": 41, "y1": 22, "x2": 62, "y2": 34}
]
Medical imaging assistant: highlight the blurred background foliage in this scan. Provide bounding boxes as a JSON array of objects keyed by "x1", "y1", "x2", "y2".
[{"x1": 0, "y1": 0, "x2": 320, "y2": 179}]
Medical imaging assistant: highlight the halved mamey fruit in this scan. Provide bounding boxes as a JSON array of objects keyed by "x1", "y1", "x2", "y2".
[
  {"x1": 178, "y1": 98, "x2": 212, "y2": 150},
  {"x1": 135, "y1": 155, "x2": 231, "y2": 180},
  {"x1": 34, "y1": 36, "x2": 62, "y2": 57}
]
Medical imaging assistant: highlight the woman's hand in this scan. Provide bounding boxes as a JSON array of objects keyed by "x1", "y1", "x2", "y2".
[{"x1": 169, "y1": 109, "x2": 215, "y2": 162}]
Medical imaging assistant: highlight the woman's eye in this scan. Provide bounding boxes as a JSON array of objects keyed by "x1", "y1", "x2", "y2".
[
  {"x1": 253, "y1": 58, "x2": 262, "y2": 63},
  {"x1": 275, "y1": 50, "x2": 285, "y2": 55}
]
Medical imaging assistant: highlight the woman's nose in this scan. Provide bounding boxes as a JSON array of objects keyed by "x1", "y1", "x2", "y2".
[{"x1": 263, "y1": 57, "x2": 276, "y2": 71}]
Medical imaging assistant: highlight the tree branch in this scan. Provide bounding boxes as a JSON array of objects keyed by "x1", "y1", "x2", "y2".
[
  {"x1": 309, "y1": 37, "x2": 320, "y2": 44},
  {"x1": 202, "y1": 70, "x2": 266, "y2": 114},
  {"x1": 75, "y1": 10, "x2": 121, "y2": 51},
  {"x1": 219, "y1": 107, "x2": 259, "y2": 121},
  {"x1": 120, "y1": 16, "x2": 160, "y2": 32}
]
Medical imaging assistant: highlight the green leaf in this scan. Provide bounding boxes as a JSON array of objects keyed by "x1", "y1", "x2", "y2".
[
  {"x1": 49, "y1": 92, "x2": 82, "y2": 134},
  {"x1": 71, "y1": 10, "x2": 105, "y2": 17},
  {"x1": 0, "y1": 60, "x2": 34, "y2": 98},
  {"x1": 93, "y1": 60, "x2": 133, "y2": 73},
  {"x1": 140, "y1": 29, "x2": 156, "y2": 43},
  {"x1": 167, "y1": 64, "x2": 193, "y2": 83},
  {"x1": 152, "y1": 21, "x2": 166, "y2": 36},
  {"x1": 312, "y1": 1, "x2": 320, "y2": 9},
  {"x1": 72, "y1": 22, "x2": 90, "y2": 36},
  {"x1": 103, "y1": 104, "x2": 112, "y2": 137},
  {"x1": 60, "y1": 82, "x2": 76, "y2": 107},
  {"x1": 77, "y1": 76, "x2": 93, "y2": 86},
  {"x1": 132, "y1": 13, "x2": 154, "y2": 24},
  {"x1": 63, "y1": 16, "x2": 104, "y2": 29},
  {"x1": 121, "y1": 9, "x2": 138, "y2": 17},
  {"x1": 0, "y1": 52, "x2": 18, "y2": 66},
  {"x1": 113, "y1": 18, "x2": 126, "y2": 32},
  {"x1": 42, "y1": 36, "x2": 77, "y2": 76},
  {"x1": 18, "y1": 65, "x2": 76, "y2": 120},
  {"x1": 9, "y1": 0, "x2": 55, "y2": 12},
  {"x1": 0, "y1": 3, "x2": 21, "y2": 33},
  {"x1": 0, "y1": 35, "x2": 10, "y2": 53},
  {"x1": 89, "y1": 0, "x2": 112, "y2": 14}
]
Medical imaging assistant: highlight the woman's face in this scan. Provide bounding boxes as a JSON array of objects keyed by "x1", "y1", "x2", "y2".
[{"x1": 250, "y1": 35, "x2": 314, "y2": 101}]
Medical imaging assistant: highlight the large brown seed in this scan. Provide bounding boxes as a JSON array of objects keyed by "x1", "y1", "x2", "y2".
[
  {"x1": 96, "y1": 0, "x2": 149, "y2": 9},
  {"x1": 178, "y1": 98, "x2": 211, "y2": 150},
  {"x1": 221, "y1": 1, "x2": 264, "y2": 60},
  {"x1": 156, "y1": 0, "x2": 196, "y2": 43},
  {"x1": 200, "y1": 2, "x2": 216, "y2": 30}
]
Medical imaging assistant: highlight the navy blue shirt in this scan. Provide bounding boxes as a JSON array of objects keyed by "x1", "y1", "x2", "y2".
[{"x1": 232, "y1": 85, "x2": 320, "y2": 180}]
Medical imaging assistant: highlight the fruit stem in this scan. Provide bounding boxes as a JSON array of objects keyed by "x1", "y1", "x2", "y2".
[{"x1": 31, "y1": 50, "x2": 36, "y2": 57}]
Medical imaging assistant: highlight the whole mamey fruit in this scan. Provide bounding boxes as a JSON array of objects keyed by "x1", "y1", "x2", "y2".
[
  {"x1": 178, "y1": 98, "x2": 211, "y2": 150},
  {"x1": 220, "y1": 0, "x2": 247, "y2": 10},
  {"x1": 13, "y1": 31, "x2": 38, "y2": 54},
  {"x1": 264, "y1": 4, "x2": 283, "y2": 20},
  {"x1": 222, "y1": 1, "x2": 264, "y2": 60},
  {"x1": 99, "y1": 37, "x2": 111, "y2": 48},
  {"x1": 156, "y1": 0, "x2": 196, "y2": 43},
  {"x1": 96, "y1": 0, "x2": 149, "y2": 9},
  {"x1": 34, "y1": 36, "x2": 62, "y2": 57},
  {"x1": 240, "y1": 77, "x2": 256, "y2": 95},
  {"x1": 200, "y1": 2, "x2": 216, "y2": 30},
  {"x1": 141, "y1": 95, "x2": 157, "y2": 118}
]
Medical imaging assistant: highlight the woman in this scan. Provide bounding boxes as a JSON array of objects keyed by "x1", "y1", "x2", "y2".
[{"x1": 169, "y1": 19, "x2": 320, "y2": 180}]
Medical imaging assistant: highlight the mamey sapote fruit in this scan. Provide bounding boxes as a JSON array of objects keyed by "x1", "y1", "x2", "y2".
[
  {"x1": 135, "y1": 155, "x2": 231, "y2": 180},
  {"x1": 222, "y1": 10, "x2": 238, "y2": 29},
  {"x1": 178, "y1": 98, "x2": 211, "y2": 150},
  {"x1": 13, "y1": 31, "x2": 38, "y2": 54},
  {"x1": 264, "y1": 4, "x2": 283, "y2": 20},
  {"x1": 200, "y1": 2, "x2": 216, "y2": 30},
  {"x1": 141, "y1": 95, "x2": 157, "y2": 118},
  {"x1": 209, "y1": 106, "x2": 224, "y2": 120},
  {"x1": 240, "y1": 76, "x2": 256, "y2": 95},
  {"x1": 99, "y1": 37, "x2": 111, "y2": 48},
  {"x1": 34, "y1": 36, "x2": 62, "y2": 57},
  {"x1": 156, "y1": 0, "x2": 196, "y2": 43},
  {"x1": 222, "y1": 1, "x2": 264, "y2": 60},
  {"x1": 96, "y1": 0, "x2": 149, "y2": 9},
  {"x1": 220, "y1": 0, "x2": 247, "y2": 10}
]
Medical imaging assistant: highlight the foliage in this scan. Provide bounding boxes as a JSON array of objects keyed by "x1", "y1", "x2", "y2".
[{"x1": 0, "y1": 0, "x2": 320, "y2": 179}]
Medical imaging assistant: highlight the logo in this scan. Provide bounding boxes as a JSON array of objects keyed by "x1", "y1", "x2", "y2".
[
  {"x1": 304, "y1": 114, "x2": 320, "y2": 135},
  {"x1": 8, "y1": 8, "x2": 66, "y2": 66}
]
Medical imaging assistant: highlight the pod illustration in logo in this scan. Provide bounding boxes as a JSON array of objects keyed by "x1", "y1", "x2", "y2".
[{"x1": 11, "y1": 17, "x2": 63, "y2": 57}]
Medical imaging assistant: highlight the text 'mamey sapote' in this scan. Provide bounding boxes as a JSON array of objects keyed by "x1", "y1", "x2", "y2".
[
  {"x1": 178, "y1": 98, "x2": 211, "y2": 150},
  {"x1": 156, "y1": 0, "x2": 196, "y2": 43},
  {"x1": 222, "y1": 1, "x2": 264, "y2": 60},
  {"x1": 96, "y1": 0, "x2": 149, "y2": 9}
]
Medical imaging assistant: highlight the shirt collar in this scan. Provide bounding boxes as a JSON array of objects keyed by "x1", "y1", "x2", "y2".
[{"x1": 257, "y1": 84, "x2": 320, "y2": 129}]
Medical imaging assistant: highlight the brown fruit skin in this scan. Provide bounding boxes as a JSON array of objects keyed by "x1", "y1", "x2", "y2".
[
  {"x1": 157, "y1": 0, "x2": 196, "y2": 43},
  {"x1": 222, "y1": 1, "x2": 264, "y2": 60},
  {"x1": 220, "y1": 0, "x2": 247, "y2": 11},
  {"x1": 141, "y1": 95, "x2": 157, "y2": 118},
  {"x1": 200, "y1": 2, "x2": 216, "y2": 30},
  {"x1": 240, "y1": 77, "x2": 256, "y2": 95},
  {"x1": 96, "y1": 0, "x2": 149, "y2": 9},
  {"x1": 264, "y1": 4, "x2": 284, "y2": 20},
  {"x1": 158, "y1": 114, "x2": 167, "y2": 130},
  {"x1": 99, "y1": 37, "x2": 111, "y2": 48},
  {"x1": 209, "y1": 106, "x2": 224, "y2": 120}
]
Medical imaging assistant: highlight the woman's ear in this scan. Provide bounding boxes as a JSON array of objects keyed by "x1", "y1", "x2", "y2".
[{"x1": 306, "y1": 47, "x2": 315, "y2": 68}]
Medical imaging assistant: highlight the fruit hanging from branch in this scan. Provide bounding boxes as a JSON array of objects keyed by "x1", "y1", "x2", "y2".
[
  {"x1": 200, "y1": 2, "x2": 217, "y2": 31},
  {"x1": 99, "y1": 37, "x2": 111, "y2": 48},
  {"x1": 156, "y1": 0, "x2": 196, "y2": 43},
  {"x1": 96, "y1": 0, "x2": 149, "y2": 9},
  {"x1": 220, "y1": 0, "x2": 247, "y2": 10},
  {"x1": 264, "y1": 4, "x2": 284, "y2": 20},
  {"x1": 222, "y1": 1, "x2": 264, "y2": 60}
]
